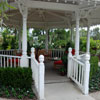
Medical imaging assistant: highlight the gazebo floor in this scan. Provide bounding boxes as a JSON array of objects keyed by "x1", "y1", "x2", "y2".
[{"x1": 45, "y1": 61, "x2": 95, "y2": 100}]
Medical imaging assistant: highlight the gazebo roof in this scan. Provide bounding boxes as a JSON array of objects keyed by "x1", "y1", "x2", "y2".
[{"x1": 3, "y1": 0, "x2": 100, "y2": 29}]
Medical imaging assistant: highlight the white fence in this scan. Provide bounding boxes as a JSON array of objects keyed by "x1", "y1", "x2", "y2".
[
  {"x1": 51, "y1": 49, "x2": 65, "y2": 59},
  {"x1": 0, "y1": 49, "x2": 22, "y2": 55},
  {"x1": 0, "y1": 55, "x2": 31, "y2": 68},
  {"x1": 68, "y1": 48, "x2": 90, "y2": 95},
  {"x1": 0, "y1": 48, "x2": 45, "y2": 100},
  {"x1": 31, "y1": 48, "x2": 45, "y2": 100},
  {"x1": 0, "y1": 55, "x2": 21, "y2": 67}
]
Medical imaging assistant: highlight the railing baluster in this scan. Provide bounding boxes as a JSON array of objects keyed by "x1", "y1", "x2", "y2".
[
  {"x1": 18, "y1": 58, "x2": 20, "y2": 67},
  {"x1": 79, "y1": 65, "x2": 81, "y2": 84},
  {"x1": 7, "y1": 57, "x2": 9, "y2": 67},
  {"x1": 14, "y1": 58, "x2": 16, "y2": 67},
  {"x1": 11, "y1": 58, "x2": 12, "y2": 67},
  {"x1": 4, "y1": 57, "x2": 5, "y2": 68}
]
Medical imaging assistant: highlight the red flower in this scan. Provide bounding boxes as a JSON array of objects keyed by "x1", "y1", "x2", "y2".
[
  {"x1": 65, "y1": 49, "x2": 75, "y2": 55},
  {"x1": 72, "y1": 49, "x2": 75, "y2": 55}
]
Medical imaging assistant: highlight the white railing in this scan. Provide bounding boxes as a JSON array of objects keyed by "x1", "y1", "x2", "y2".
[
  {"x1": 31, "y1": 48, "x2": 45, "y2": 100},
  {"x1": 0, "y1": 48, "x2": 45, "y2": 100},
  {"x1": 70, "y1": 57, "x2": 85, "y2": 91},
  {"x1": 51, "y1": 49, "x2": 65, "y2": 59},
  {"x1": 68, "y1": 48, "x2": 90, "y2": 95},
  {"x1": 0, "y1": 49, "x2": 22, "y2": 55},
  {"x1": 80, "y1": 54, "x2": 86, "y2": 62},
  {"x1": 0, "y1": 55, "x2": 21, "y2": 67}
]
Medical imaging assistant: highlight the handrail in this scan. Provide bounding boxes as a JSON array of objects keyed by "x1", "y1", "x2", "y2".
[
  {"x1": 0, "y1": 54, "x2": 21, "y2": 58},
  {"x1": 68, "y1": 48, "x2": 90, "y2": 95},
  {"x1": 71, "y1": 57, "x2": 85, "y2": 66}
]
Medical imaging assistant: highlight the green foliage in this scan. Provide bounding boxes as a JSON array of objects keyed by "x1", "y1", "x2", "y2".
[
  {"x1": 65, "y1": 41, "x2": 74, "y2": 51},
  {"x1": 0, "y1": 28, "x2": 18, "y2": 50},
  {"x1": 52, "y1": 29, "x2": 71, "y2": 49},
  {"x1": 91, "y1": 27, "x2": 100, "y2": 40},
  {"x1": 61, "y1": 41, "x2": 74, "y2": 69},
  {"x1": 0, "y1": 0, "x2": 16, "y2": 27},
  {"x1": 80, "y1": 37, "x2": 100, "y2": 54},
  {"x1": 89, "y1": 67, "x2": 100, "y2": 92},
  {"x1": 0, "y1": 85, "x2": 35, "y2": 99},
  {"x1": 0, "y1": 67, "x2": 32, "y2": 89},
  {"x1": 90, "y1": 56, "x2": 99, "y2": 79}
]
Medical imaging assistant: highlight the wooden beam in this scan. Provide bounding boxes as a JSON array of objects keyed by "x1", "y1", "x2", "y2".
[{"x1": 10, "y1": 1, "x2": 79, "y2": 11}]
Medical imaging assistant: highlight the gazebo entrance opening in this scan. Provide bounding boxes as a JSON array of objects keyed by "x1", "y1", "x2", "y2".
[{"x1": 1, "y1": 0, "x2": 100, "y2": 100}]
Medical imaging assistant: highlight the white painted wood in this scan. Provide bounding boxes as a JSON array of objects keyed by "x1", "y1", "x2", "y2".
[
  {"x1": 0, "y1": 55, "x2": 21, "y2": 68},
  {"x1": 71, "y1": 26, "x2": 74, "y2": 42},
  {"x1": 20, "y1": 6, "x2": 28, "y2": 67},
  {"x1": 31, "y1": 47, "x2": 39, "y2": 93},
  {"x1": 75, "y1": 11, "x2": 80, "y2": 58},
  {"x1": 45, "y1": 29, "x2": 49, "y2": 52},
  {"x1": 20, "y1": 0, "x2": 79, "y2": 11},
  {"x1": 18, "y1": 28, "x2": 22, "y2": 50},
  {"x1": 69, "y1": 53, "x2": 90, "y2": 95},
  {"x1": 51, "y1": 49, "x2": 65, "y2": 59},
  {"x1": 67, "y1": 47, "x2": 72, "y2": 78},
  {"x1": 86, "y1": 25, "x2": 90, "y2": 54},
  {"x1": 83, "y1": 54, "x2": 90, "y2": 95},
  {"x1": 38, "y1": 55, "x2": 45, "y2": 100}
]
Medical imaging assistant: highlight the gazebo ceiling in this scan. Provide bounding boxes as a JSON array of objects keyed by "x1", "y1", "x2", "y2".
[{"x1": 2, "y1": 0, "x2": 100, "y2": 29}]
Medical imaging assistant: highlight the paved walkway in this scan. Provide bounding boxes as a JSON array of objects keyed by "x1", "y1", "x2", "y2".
[
  {"x1": 45, "y1": 61, "x2": 95, "y2": 100},
  {"x1": 90, "y1": 91, "x2": 100, "y2": 100},
  {"x1": 0, "y1": 61, "x2": 98, "y2": 100}
]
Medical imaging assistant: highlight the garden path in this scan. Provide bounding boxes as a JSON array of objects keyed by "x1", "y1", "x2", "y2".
[{"x1": 45, "y1": 61, "x2": 95, "y2": 100}]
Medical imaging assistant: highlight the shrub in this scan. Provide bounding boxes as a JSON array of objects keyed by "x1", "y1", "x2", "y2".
[
  {"x1": 61, "y1": 42, "x2": 74, "y2": 72},
  {"x1": 90, "y1": 56, "x2": 99, "y2": 79},
  {"x1": 0, "y1": 67, "x2": 32, "y2": 89}
]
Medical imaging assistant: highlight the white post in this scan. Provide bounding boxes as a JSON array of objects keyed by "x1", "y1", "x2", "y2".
[
  {"x1": 18, "y1": 28, "x2": 22, "y2": 50},
  {"x1": 31, "y1": 47, "x2": 35, "y2": 80},
  {"x1": 67, "y1": 47, "x2": 72, "y2": 78},
  {"x1": 86, "y1": 26, "x2": 90, "y2": 54},
  {"x1": 20, "y1": 7, "x2": 28, "y2": 67},
  {"x1": 45, "y1": 29, "x2": 49, "y2": 52},
  {"x1": 83, "y1": 54, "x2": 90, "y2": 95},
  {"x1": 71, "y1": 26, "x2": 73, "y2": 42},
  {"x1": 75, "y1": 11, "x2": 80, "y2": 58},
  {"x1": 38, "y1": 55, "x2": 45, "y2": 100}
]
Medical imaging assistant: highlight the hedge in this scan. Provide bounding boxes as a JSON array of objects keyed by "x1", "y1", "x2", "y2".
[
  {"x1": 90, "y1": 56, "x2": 99, "y2": 79},
  {"x1": 0, "y1": 67, "x2": 32, "y2": 89}
]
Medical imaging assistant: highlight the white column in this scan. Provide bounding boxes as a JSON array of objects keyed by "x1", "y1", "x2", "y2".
[
  {"x1": 20, "y1": 8, "x2": 28, "y2": 67},
  {"x1": 83, "y1": 54, "x2": 90, "y2": 95},
  {"x1": 45, "y1": 29, "x2": 49, "y2": 52},
  {"x1": 75, "y1": 11, "x2": 80, "y2": 58},
  {"x1": 71, "y1": 26, "x2": 73, "y2": 42},
  {"x1": 18, "y1": 28, "x2": 22, "y2": 50},
  {"x1": 86, "y1": 26, "x2": 90, "y2": 54}
]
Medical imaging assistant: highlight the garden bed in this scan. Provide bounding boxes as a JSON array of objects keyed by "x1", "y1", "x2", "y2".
[
  {"x1": 0, "y1": 86, "x2": 37, "y2": 100},
  {"x1": 89, "y1": 67, "x2": 100, "y2": 92},
  {"x1": 0, "y1": 67, "x2": 37, "y2": 100}
]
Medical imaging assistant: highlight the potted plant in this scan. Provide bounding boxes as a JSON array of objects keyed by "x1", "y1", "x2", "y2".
[{"x1": 59, "y1": 67, "x2": 66, "y2": 76}]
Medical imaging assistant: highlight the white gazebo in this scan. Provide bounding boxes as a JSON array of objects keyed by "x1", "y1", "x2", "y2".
[{"x1": 1, "y1": 0, "x2": 100, "y2": 100}]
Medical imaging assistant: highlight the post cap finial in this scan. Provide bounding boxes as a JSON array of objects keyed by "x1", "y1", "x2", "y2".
[
  {"x1": 85, "y1": 54, "x2": 90, "y2": 61},
  {"x1": 39, "y1": 55, "x2": 44, "y2": 63},
  {"x1": 68, "y1": 47, "x2": 72, "y2": 53}
]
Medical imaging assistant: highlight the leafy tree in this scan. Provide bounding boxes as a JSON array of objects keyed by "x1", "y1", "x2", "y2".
[
  {"x1": 91, "y1": 27, "x2": 100, "y2": 40},
  {"x1": 1, "y1": 28, "x2": 18, "y2": 50},
  {"x1": 0, "y1": 0, "x2": 15, "y2": 26},
  {"x1": 80, "y1": 28, "x2": 87, "y2": 37}
]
